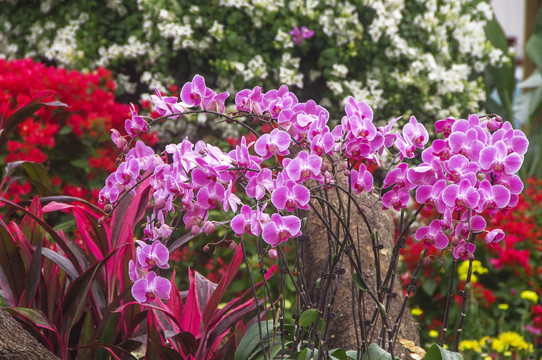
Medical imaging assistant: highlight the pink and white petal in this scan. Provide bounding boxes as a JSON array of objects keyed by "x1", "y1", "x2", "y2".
[
  {"x1": 153, "y1": 276, "x2": 172, "y2": 300},
  {"x1": 492, "y1": 185, "x2": 511, "y2": 208},
  {"x1": 479, "y1": 146, "x2": 498, "y2": 171},
  {"x1": 470, "y1": 215, "x2": 486, "y2": 233},
  {"x1": 434, "y1": 232, "x2": 449, "y2": 250},
  {"x1": 504, "y1": 153, "x2": 523, "y2": 175}
]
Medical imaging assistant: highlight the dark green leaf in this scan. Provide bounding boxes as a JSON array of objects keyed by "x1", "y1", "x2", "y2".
[
  {"x1": 22, "y1": 234, "x2": 43, "y2": 307},
  {"x1": 0, "y1": 219, "x2": 26, "y2": 303},
  {"x1": 330, "y1": 348, "x2": 348, "y2": 360},
  {"x1": 4, "y1": 307, "x2": 56, "y2": 333},
  {"x1": 234, "y1": 321, "x2": 274, "y2": 360},
  {"x1": 297, "y1": 348, "x2": 309, "y2": 360},
  {"x1": 41, "y1": 248, "x2": 79, "y2": 279},
  {"x1": 423, "y1": 344, "x2": 463, "y2": 360},
  {"x1": 361, "y1": 343, "x2": 393, "y2": 360},
  {"x1": 298, "y1": 308, "x2": 319, "y2": 327},
  {"x1": 21, "y1": 162, "x2": 50, "y2": 196},
  {"x1": 59, "y1": 247, "x2": 121, "y2": 346}
]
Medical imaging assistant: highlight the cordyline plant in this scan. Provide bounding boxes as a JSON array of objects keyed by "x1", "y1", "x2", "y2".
[
  {"x1": 96, "y1": 74, "x2": 529, "y2": 359},
  {"x1": 0, "y1": 94, "x2": 272, "y2": 359}
]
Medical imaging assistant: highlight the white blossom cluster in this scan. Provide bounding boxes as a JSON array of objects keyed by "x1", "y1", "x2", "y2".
[{"x1": 0, "y1": 0, "x2": 507, "y2": 126}]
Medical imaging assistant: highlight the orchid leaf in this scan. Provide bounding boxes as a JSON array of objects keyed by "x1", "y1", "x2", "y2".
[
  {"x1": 298, "y1": 309, "x2": 318, "y2": 327},
  {"x1": 234, "y1": 321, "x2": 275, "y2": 360},
  {"x1": 423, "y1": 344, "x2": 463, "y2": 360},
  {"x1": 361, "y1": 343, "x2": 393, "y2": 360}
]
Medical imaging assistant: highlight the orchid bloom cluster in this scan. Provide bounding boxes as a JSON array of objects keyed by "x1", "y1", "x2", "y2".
[
  {"x1": 99, "y1": 74, "x2": 528, "y2": 303},
  {"x1": 386, "y1": 114, "x2": 528, "y2": 261}
]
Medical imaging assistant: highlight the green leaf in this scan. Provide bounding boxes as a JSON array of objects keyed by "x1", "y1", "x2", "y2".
[
  {"x1": 252, "y1": 343, "x2": 285, "y2": 360},
  {"x1": 352, "y1": 272, "x2": 367, "y2": 291},
  {"x1": 423, "y1": 344, "x2": 463, "y2": 360},
  {"x1": 70, "y1": 158, "x2": 89, "y2": 169},
  {"x1": 330, "y1": 348, "x2": 348, "y2": 360},
  {"x1": 298, "y1": 308, "x2": 319, "y2": 327},
  {"x1": 527, "y1": 34, "x2": 542, "y2": 74},
  {"x1": 361, "y1": 343, "x2": 393, "y2": 360},
  {"x1": 346, "y1": 350, "x2": 359, "y2": 359},
  {"x1": 421, "y1": 278, "x2": 437, "y2": 296},
  {"x1": 4, "y1": 307, "x2": 57, "y2": 333},
  {"x1": 484, "y1": 18, "x2": 516, "y2": 120},
  {"x1": 234, "y1": 321, "x2": 274, "y2": 360},
  {"x1": 297, "y1": 348, "x2": 309, "y2": 360}
]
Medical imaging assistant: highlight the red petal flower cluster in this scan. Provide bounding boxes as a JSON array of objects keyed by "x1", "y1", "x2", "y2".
[{"x1": 0, "y1": 58, "x2": 157, "y2": 201}]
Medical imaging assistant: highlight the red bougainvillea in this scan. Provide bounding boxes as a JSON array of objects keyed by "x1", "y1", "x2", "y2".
[{"x1": 0, "y1": 58, "x2": 158, "y2": 201}]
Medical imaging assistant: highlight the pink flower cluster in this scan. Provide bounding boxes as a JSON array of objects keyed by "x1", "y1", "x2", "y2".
[
  {"x1": 290, "y1": 26, "x2": 315, "y2": 45},
  {"x1": 100, "y1": 74, "x2": 528, "y2": 302},
  {"x1": 382, "y1": 114, "x2": 528, "y2": 260}
]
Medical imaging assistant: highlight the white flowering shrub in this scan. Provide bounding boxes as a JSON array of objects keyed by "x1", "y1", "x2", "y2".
[{"x1": 1, "y1": 0, "x2": 507, "y2": 123}]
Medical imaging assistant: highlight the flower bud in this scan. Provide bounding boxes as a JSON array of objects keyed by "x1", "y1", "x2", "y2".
[
  {"x1": 268, "y1": 249, "x2": 278, "y2": 260},
  {"x1": 321, "y1": 163, "x2": 329, "y2": 173},
  {"x1": 201, "y1": 221, "x2": 215, "y2": 235},
  {"x1": 191, "y1": 225, "x2": 200, "y2": 236},
  {"x1": 123, "y1": 145, "x2": 130, "y2": 154},
  {"x1": 451, "y1": 235, "x2": 460, "y2": 246},
  {"x1": 487, "y1": 115, "x2": 503, "y2": 131},
  {"x1": 423, "y1": 257, "x2": 432, "y2": 266},
  {"x1": 98, "y1": 216, "x2": 105, "y2": 226},
  {"x1": 203, "y1": 245, "x2": 210, "y2": 253},
  {"x1": 104, "y1": 204, "x2": 113, "y2": 214},
  {"x1": 116, "y1": 137, "x2": 127, "y2": 150},
  {"x1": 229, "y1": 241, "x2": 237, "y2": 251}
]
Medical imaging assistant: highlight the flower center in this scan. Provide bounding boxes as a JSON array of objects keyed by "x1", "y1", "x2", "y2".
[
  {"x1": 301, "y1": 169, "x2": 312, "y2": 180},
  {"x1": 278, "y1": 229, "x2": 290, "y2": 241}
]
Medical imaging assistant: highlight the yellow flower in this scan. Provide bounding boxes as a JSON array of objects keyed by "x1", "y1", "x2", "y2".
[
  {"x1": 491, "y1": 338, "x2": 505, "y2": 353},
  {"x1": 498, "y1": 303, "x2": 509, "y2": 310},
  {"x1": 494, "y1": 332, "x2": 530, "y2": 352},
  {"x1": 429, "y1": 330, "x2": 439, "y2": 338},
  {"x1": 411, "y1": 308, "x2": 423, "y2": 316},
  {"x1": 458, "y1": 340, "x2": 482, "y2": 353},
  {"x1": 520, "y1": 290, "x2": 539, "y2": 304},
  {"x1": 457, "y1": 260, "x2": 488, "y2": 282}
]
